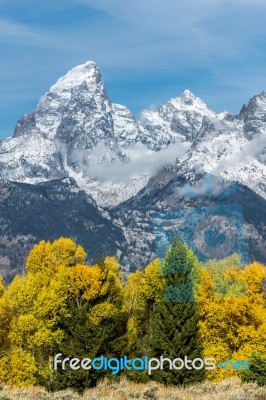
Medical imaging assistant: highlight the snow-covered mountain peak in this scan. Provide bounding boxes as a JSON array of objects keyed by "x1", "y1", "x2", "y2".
[
  {"x1": 48, "y1": 61, "x2": 100, "y2": 95},
  {"x1": 32, "y1": 60, "x2": 112, "y2": 143},
  {"x1": 180, "y1": 89, "x2": 196, "y2": 103},
  {"x1": 167, "y1": 90, "x2": 215, "y2": 117},
  {"x1": 137, "y1": 91, "x2": 217, "y2": 147},
  {"x1": 239, "y1": 91, "x2": 266, "y2": 138},
  {"x1": 12, "y1": 60, "x2": 110, "y2": 141},
  {"x1": 240, "y1": 91, "x2": 266, "y2": 118},
  {"x1": 37, "y1": 60, "x2": 107, "y2": 115},
  {"x1": 0, "y1": 61, "x2": 265, "y2": 206}
]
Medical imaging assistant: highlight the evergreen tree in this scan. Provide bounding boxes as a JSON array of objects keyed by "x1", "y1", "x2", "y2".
[
  {"x1": 241, "y1": 353, "x2": 266, "y2": 386},
  {"x1": 146, "y1": 235, "x2": 205, "y2": 384}
]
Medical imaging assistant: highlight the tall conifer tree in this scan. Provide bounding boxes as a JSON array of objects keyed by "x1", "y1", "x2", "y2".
[{"x1": 147, "y1": 235, "x2": 205, "y2": 384}]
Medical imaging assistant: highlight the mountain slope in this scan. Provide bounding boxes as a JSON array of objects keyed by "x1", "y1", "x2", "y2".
[
  {"x1": 111, "y1": 172, "x2": 266, "y2": 272},
  {"x1": 0, "y1": 178, "x2": 125, "y2": 281},
  {"x1": 0, "y1": 61, "x2": 265, "y2": 207},
  {"x1": 0, "y1": 61, "x2": 265, "y2": 278}
]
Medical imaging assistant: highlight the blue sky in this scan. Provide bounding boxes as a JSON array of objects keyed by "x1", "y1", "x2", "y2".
[{"x1": 0, "y1": 0, "x2": 266, "y2": 139}]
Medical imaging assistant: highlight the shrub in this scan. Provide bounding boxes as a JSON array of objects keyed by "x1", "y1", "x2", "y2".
[{"x1": 241, "y1": 353, "x2": 266, "y2": 386}]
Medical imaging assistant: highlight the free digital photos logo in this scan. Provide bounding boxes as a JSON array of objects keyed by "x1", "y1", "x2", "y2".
[{"x1": 54, "y1": 354, "x2": 249, "y2": 375}]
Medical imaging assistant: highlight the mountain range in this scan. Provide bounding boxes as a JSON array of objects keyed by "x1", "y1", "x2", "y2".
[{"x1": 0, "y1": 61, "x2": 265, "y2": 279}]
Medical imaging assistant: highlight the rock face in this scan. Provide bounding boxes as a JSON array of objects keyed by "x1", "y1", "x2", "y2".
[
  {"x1": 0, "y1": 62, "x2": 144, "y2": 206},
  {"x1": 138, "y1": 89, "x2": 216, "y2": 148},
  {"x1": 110, "y1": 172, "x2": 266, "y2": 272},
  {"x1": 0, "y1": 61, "x2": 265, "y2": 278},
  {"x1": 0, "y1": 61, "x2": 265, "y2": 206}
]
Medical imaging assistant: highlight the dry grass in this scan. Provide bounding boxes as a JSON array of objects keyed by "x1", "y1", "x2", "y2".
[{"x1": 1, "y1": 378, "x2": 266, "y2": 400}]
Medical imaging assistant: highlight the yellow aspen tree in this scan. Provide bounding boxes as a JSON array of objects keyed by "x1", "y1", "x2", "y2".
[
  {"x1": 0, "y1": 237, "x2": 88, "y2": 387},
  {"x1": 198, "y1": 261, "x2": 266, "y2": 380}
]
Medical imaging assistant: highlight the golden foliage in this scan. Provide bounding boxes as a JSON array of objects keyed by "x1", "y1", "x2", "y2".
[
  {"x1": 0, "y1": 347, "x2": 37, "y2": 387},
  {"x1": 0, "y1": 238, "x2": 123, "y2": 387},
  {"x1": 198, "y1": 261, "x2": 266, "y2": 380},
  {"x1": 26, "y1": 237, "x2": 87, "y2": 274}
]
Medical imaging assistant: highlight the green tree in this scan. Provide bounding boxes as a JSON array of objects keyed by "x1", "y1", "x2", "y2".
[
  {"x1": 241, "y1": 353, "x2": 266, "y2": 386},
  {"x1": 147, "y1": 235, "x2": 204, "y2": 385},
  {"x1": 125, "y1": 236, "x2": 204, "y2": 385}
]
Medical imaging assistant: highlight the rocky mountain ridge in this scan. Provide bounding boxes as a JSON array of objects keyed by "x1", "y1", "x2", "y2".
[
  {"x1": 0, "y1": 61, "x2": 265, "y2": 278},
  {"x1": 0, "y1": 61, "x2": 265, "y2": 206}
]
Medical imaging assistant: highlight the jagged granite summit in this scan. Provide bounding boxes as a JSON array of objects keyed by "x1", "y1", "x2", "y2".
[
  {"x1": 0, "y1": 61, "x2": 266, "y2": 277},
  {"x1": 0, "y1": 61, "x2": 265, "y2": 206}
]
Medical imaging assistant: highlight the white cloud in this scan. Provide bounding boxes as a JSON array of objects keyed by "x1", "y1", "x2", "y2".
[
  {"x1": 72, "y1": 0, "x2": 266, "y2": 72},
  {"x1": 216, "y1": 133, "x2": 266, "y2": 172},
  {"x1": 80, "y1": 140, "x2": 188, "y2": 182},
  {"x1": 0, "y1": 18, "x2": 49, "y2": 45},
  {"x1": 179, "y1": 174, "x2": 236, "y2": 199},
  {"x1": 0, "y1": 18, "x2": 79, "y2": 51}
]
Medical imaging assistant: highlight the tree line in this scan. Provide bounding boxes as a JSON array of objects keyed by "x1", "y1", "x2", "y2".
[{"x1": 0, "y1": 236, "x2": 266, "y2": 392}]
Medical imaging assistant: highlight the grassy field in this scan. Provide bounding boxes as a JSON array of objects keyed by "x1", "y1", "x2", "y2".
[{"x1": 1, "y1": 378, "x2": 266, "y2": 400}]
